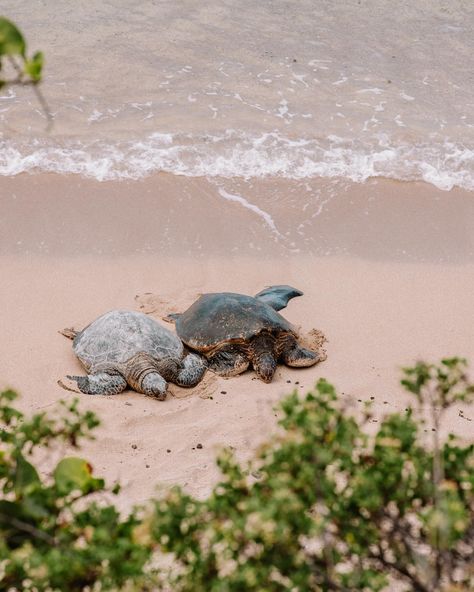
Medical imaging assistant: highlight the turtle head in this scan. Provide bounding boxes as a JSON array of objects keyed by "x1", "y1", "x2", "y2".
[
  {"x1": 250, "y1": 333, "x2": 277, "y2": 383},
  {"x1": 140, "y1": 372, "x2": 168, "y2": 400},
  {"x1": 253, "y1": 353, "x2": 277, "y2": 383}
]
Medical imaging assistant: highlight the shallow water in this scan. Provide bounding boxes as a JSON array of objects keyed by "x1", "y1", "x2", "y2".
[{"x1": 1, "y1": 0, "x2": 474, "y2": 189}]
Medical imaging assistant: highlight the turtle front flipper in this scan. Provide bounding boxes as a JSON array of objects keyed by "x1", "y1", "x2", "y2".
[
  {"x1": 254, "y1": 285, "x2": 303, "y2": 311},
  {"x1": 66, "y1": 373, "x2": 127, "y2": 395},
  {"x1": 175, "y1": 353, "x2": 206, "y2": 387},
  {"x1": 208, "y1": 348, "x2": 250, "y2": 377},
  {"x1": 281, "y1": 342, "x2": 319, "y2": 368}
]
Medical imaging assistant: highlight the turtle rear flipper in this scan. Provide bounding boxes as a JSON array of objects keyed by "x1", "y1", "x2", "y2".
[
  {"x1": 163, "y1": 312, "x2": 181, "y2": 324},
  {"x1": 254, "y1": 285, "x2": 303, "y2": 311},
  {"x1": 59, "y1": 327, "x2": 79, "y2": 340}
]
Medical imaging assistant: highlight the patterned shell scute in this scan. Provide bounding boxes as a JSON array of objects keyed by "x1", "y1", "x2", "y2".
[
  {"x1": 73, "y1": 310, "x2": 183, "y2": 371},
  {"x1": 176, "y1": 293, "x2": 296, "y2": 351}
]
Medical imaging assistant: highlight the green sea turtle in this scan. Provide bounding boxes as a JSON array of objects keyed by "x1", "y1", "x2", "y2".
[
  {"x1": 61, "y1": 310, "x2": 205, "y2": 399},
  {"x1": 167, "y1": 285, "x2": 320, "y2": 383}
]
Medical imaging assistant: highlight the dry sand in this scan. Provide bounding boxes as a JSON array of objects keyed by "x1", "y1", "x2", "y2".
[{"x1": 1, "y1": 173, "x2": 473, "y2": 510}]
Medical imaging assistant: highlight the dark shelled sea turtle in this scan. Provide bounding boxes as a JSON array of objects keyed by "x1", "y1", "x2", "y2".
[
  {"x1": 167, "y1": 285, "x2": 319, "y2": 383},
  {"x1": 60, "y1": 310, "x2": 205, "y2": 399}
]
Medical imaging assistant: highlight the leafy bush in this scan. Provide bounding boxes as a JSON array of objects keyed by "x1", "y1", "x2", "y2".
[
  {"x1": 152, "y1": 359, "x2": 474, "y2": 591},
  {"x1": 0, "y1": 390, "x2": 154, "y2": 591},
  {"x1": 1, "y1": 359, "x2": 473, "y2": 591}
]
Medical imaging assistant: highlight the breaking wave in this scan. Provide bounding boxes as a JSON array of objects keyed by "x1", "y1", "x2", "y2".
[{"x1": 1, "y1": 130, "x2": 473, "y2": 191}]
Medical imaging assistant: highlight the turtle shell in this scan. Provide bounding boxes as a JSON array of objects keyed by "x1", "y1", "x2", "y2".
[
  {"x1": 175, "y1": 293, "x2": 296, "y2": 352},
  {"x1": 73, "y1": 310, "x2": 183, "y2": 371}
]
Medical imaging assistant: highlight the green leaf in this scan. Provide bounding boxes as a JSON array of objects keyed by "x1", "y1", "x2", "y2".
[
  {"x1": 54, "y1": 457, "x2": 104, "y2": 495},
  {"x1": 14, "y1": 453, "x2": 40, "y2": 495},
  {"x1": 0, "y1": 18, "x2": 26, "y2": 57},
  {"x1": 24, "y1": 50, "x2": 43, "y2": 82}
]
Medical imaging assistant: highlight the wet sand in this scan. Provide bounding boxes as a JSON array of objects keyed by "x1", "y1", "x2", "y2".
[{"x1": 1, "y1": 173, "x2": 473, "y2": 510}]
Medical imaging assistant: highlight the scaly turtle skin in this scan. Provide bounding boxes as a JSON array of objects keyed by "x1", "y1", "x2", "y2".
[
  {"x1": 171, "y1": 285, "x2": 319, "y2": 383},
  {"x1": 63, "y1": 310, "x2": 205, "y2": 399}
]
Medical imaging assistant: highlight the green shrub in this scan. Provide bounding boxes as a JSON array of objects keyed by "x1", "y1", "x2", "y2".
[
  {"x1": 1, "y1": 358, "x2": 473, "y2": 591},
  {"x1": 152, "y1": 359, "x2": 474, "y2": 591},
  {"x1": 0, "y1": 390, "x2": 154, "y2": 591}
]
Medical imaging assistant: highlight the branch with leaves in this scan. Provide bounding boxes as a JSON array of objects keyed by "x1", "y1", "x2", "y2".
[{"x1": 0, "y1": 16, "x2": 52, "y2": 126}]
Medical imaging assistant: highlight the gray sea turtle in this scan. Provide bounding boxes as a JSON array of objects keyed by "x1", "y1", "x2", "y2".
[
  {"x1": 61, "y1": 310, "x2": 205, "y2": 399},
  {"x1": 168, "y1": 285, "x2": 320, "y2": 383}
]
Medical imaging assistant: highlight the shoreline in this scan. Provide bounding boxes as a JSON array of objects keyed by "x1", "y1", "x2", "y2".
[
  {"x1": 1, "y1": 172, "x2": 473, "y2": 509},
  {"x1": 1, "y1": 172, "x2": 474, "y2": 261}
]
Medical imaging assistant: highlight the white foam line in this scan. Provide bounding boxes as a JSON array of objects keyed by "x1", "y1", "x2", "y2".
[
  {"x1": 357, "y1": 88, "x2": 384, "y2": 95},
  {"x1": 217, "y1": 187, "x2": 283, "y2": 238},
  {"x1": 1, "y1": 131, "x2": 473, "y2": 191}
]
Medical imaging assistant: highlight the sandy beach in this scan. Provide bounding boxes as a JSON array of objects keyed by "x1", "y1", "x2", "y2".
[
  {"x1": 1, "y1": 172, "x2": 473, "y2": 511},
  {"x1": 1, "y1": 3, "x2": 474, "y2": 590}
]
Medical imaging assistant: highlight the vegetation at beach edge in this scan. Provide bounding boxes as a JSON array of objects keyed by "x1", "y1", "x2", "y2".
[{"x1": 0, "y1": 359, "x2": 473, "y2": 591}]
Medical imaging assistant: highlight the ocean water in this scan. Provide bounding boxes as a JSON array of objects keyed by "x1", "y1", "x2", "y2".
[{"x1": 1, "y1": 0, "x2": 474, "y2": 190}]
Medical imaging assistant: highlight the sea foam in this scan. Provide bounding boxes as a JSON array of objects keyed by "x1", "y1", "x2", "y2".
[{"x1": 0, "y1": 130, "x2": 473, "y2": 191}]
